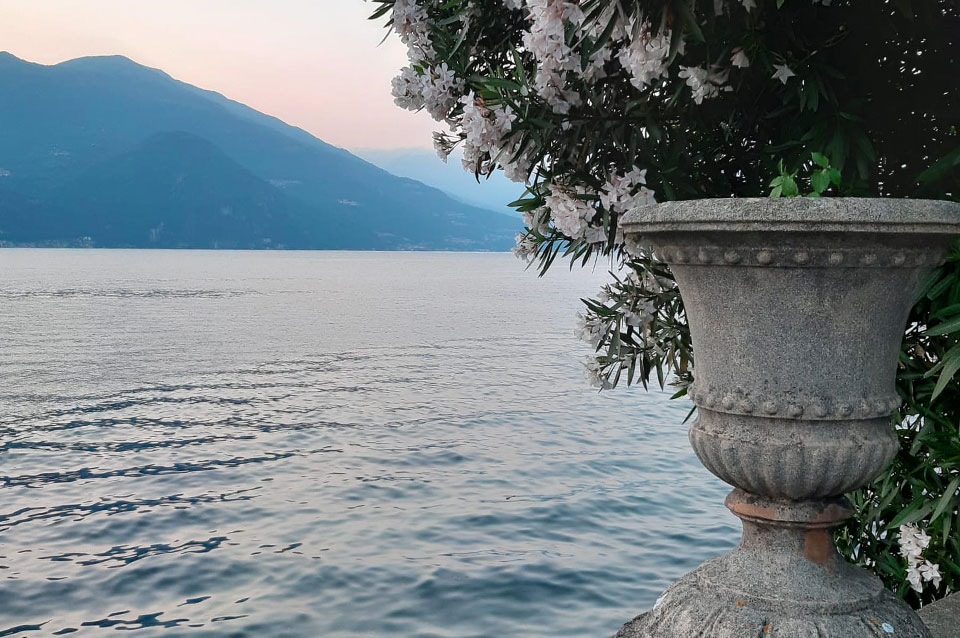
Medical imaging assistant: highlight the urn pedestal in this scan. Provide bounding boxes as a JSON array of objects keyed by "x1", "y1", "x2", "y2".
[{"x1": 617, "y1": 198, "x2": 960, "y2": 638}]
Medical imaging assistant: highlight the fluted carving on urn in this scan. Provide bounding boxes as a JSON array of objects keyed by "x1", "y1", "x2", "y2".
[{"x1": 689, "y1": 411, "x2": 898, "y2": 500}]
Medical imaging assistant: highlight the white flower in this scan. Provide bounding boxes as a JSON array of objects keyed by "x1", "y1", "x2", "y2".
[
  {"x1": 625, "y1": 306, "x2": 653, "y2": 328},
  {"x1": 433, "y1": 132, "x2": 455, "y2": 162},
  {"x1": 919, "y1": 561, "x2": 942, "y2": 588},
  {"x1": 575, "y1": 312, "x2": 607, "y2": 348},
  {"x1": 915, "y1": 528, "x2": 931, "y2": 551},
  {"x1": 420, "y1": 63, "x2": 465, "y2": 121},
  {"x1": 522, "y1": 0, "x2": 584, "y2": 70},
  {"x1": 741, "y1": 0, "x2": 757, "y2": 11},
  {"x1": 899, "y1": 524, "x2": 939, "y2": 593},
  {"x1": 522, "y1": 207, "x2": 551, "y2": 235},
  {"x1": 679, "y1": 66, "x2": 730, "y2": 104},
  {"x1": 546, "y1": 188, "x2": 595, "y2": 239},
  {"x1": 392, "y1": 0, "x2": 434, "y2": 62},
  {"x1": 772, "y1": 63, "x2": 796, "y2": 85},
  {"x1": 392, "y1": 0, "x2": 428, "y2": 42},
  {"x1": 521, "y1": 0, "x2": 585, "y2": 113},
  {"x1": 583, "y1": 356, "x2": 612, "y2": 389},
  {"x1": 500, "y1": 144, "x2": 537, "y2": 183},
  {"x1": 907, "y1": 562, "x2": 924, "y2": 593},
  {"x1": 731, "y1": 47, "x2": 751, "y2": 68},
  {"x1": 459, "y1": 92, "x2": 516, "y2": 175},
  {"x1": 899, "y1": 524, "x2": 931, "y2": 560},
  {"x1": 513, "y1": 233, "x2": 538, "y2": 262},
  {"x1": 583, "y1": 225, "x2": 608, "y2": 245},
  {"x1": 391, "y1": 65, "x2": 426, "y2": 111},
  {"x1": 582, "y1": 2, "x2": 627, "y2": 42},
  {"x1": 617, "y1": 23, "x2": 672, "y2": 90},
  {"x1": 582, "y1": 44, "x2": 613, "y2": 83},
  {"x1": 503, "y1": 0, "x2": 523, "y2": 10},
  {"x1": 600, "y1": 167, "x2": 657, "y2": 215},
  {"x1": 393, "y1": 62, "x2": 464, "y2": 121}
]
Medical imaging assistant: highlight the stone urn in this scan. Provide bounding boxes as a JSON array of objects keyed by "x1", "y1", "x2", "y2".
[{"x1": 616, "y1": 198, "x2": 960, "y2": 637}]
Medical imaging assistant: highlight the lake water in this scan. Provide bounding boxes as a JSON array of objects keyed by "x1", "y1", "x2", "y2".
[{"x1": 0, "y1": 250, "x2": 737, "y2": 638}]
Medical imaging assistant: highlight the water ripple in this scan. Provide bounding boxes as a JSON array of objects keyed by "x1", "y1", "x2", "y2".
[{"x1": 0, "y1": 250, "x2": 738, "y2": 638}]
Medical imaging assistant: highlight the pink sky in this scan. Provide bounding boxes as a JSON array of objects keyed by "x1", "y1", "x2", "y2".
[{"x1": 0, "y1": 1, "x2": 436, "y2": 150}]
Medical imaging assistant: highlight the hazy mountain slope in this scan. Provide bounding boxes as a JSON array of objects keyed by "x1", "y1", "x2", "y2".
[
  {"x1": 357, "y1": 148, "x2": 524, "y2": 214},
  {"x1": 0, "y1": 185, "x2": 51, "y2": 245},
  {"x1": 0, "y1": 52, "x2": 520, "y2": 250},
  {"x1": 47, "y1": 132, "x2": 377, "y2": 249}
]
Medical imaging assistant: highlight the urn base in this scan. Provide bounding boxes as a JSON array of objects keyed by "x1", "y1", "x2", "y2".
[{"x1": 614, "y1": 555, "x2": 930, "y2": 638}]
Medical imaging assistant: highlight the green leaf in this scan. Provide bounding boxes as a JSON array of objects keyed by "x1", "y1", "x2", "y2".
[
  {"x1": 827, "y1": 168, "x2": 842, "y2": 187},
  {"x1": 931, "y1": 303, "x2": 960, "y2": 321},
  {"x1": 931, "y1": 354, "x2": 960, "y2": 400},
  {"x1": 676, "y1": 1, "x2": 705, "y2": 43},
  {"x1": 468, "y1": 75, "x2": 522, "y2": 91},
  {"x1": 932, "y1": 477, "x2": 960, "y2": 522},
  {"x1": 917, "y1": 146, "x2": 960, "y2": 186},
  {"x1": 927, "y1": 273, "x2": 956, "y2": 301},
  {"x1": 811, "y1": 152, "x2": 830, "y2": 168},
  {"x1": 925, "y1": 315, "x2": 960, "y2": 337},
  {"x1": 887, "y1": 500, "x2": 935, "y2": 529},
  {"x1": 781, "y1": 175, "x2": 800, "y2": 198},
  {"x1": 811, "y1": 170, "x2": 830, "y2": 194}
]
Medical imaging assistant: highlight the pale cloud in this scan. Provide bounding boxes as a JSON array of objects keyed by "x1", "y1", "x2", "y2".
[{"x1": 0, "y1": 0, "x2": 437, "y2": 150}]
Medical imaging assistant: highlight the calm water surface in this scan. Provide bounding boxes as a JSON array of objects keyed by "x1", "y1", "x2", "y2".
[{"x1": 0, "y1": 250, "x2": 737, "y2": 638}]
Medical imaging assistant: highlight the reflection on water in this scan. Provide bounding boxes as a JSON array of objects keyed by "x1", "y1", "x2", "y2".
[{"x1": 0, "y1": 250, "x2": 737, "y2": 637}]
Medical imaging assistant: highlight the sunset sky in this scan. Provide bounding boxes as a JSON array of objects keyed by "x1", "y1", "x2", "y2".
[{"x1": 0, "y1": 1, "x2": 437, "y2": 150}]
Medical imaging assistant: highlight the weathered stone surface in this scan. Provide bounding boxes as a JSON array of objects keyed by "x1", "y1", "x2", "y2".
[
  {"x1": 624, "y1": 197, "x2": 960, "y2": 233},
  {"x1": 614, "y1": 198, "x2": 960, "y2": 638},
  {"x1": 919, "y1": 594, "x2": 960, "y2": 638}
]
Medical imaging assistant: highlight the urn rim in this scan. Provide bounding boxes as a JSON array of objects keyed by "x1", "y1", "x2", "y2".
[{"x1": 622, "y1": 197, "x2": 960, "y2": 235}]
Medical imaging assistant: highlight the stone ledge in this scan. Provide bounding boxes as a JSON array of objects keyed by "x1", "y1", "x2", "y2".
[{"x1": 920, "y1": 593, "x2": 960, "y2": 638}]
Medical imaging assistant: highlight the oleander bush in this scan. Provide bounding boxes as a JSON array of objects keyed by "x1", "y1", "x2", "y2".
[{"x1": 374, "y1": 0, "x2": 960, "y2": 606}]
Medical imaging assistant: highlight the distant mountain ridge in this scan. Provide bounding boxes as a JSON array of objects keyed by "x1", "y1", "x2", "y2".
[
  {"x1": 356, "y1": 148, "x2": 525, "y2": 214},
  {"x1": 0, "y1": 52, "x2": 520, "y2": 250}
]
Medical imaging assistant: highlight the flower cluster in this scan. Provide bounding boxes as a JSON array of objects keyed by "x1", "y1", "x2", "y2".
[
  {"x1": 392, "y1": 0, "x2": 432, "y2": 59},
  {"x1": 460, "y1": 93, "x2": 517, "y2": 175},
  {"x1": 679, "y1": 66, "x2": 730, "y2": 104},
  {"x1": 544, "y1": 187, "x2": 597, "y2": 241},
  {"x1": 521, "y1": 0, "x2": 588, "y2": 114},
  {"x1": 618, "y1": 23, "x2": 673, "y2": 90},
  {"x1": 390, "y1": 1, "x2": 463, "y2": 122},
  {"x1": 582, "y1": 356, "x2": 613, "y2": 389},
  {"x1": 600, "y1": 168, "x2": 657, "y2": 216},
  {"x1": 384, "y1": 0, "x2": 828, "y2": 299},
  {"x1": 898, "y1": 525, "x2": 942, "y2": 594},
  {"x1": 392, "y1": 63, "x2": 464, "y2": 121},
  {"x1": 387, "y1": 0, "x2": 819, "y2": 289}
]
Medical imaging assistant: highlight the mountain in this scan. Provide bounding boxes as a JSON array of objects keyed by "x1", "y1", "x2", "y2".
[
  {"x1": 356, "y1": 148, "x2": 525, "y2": 214},
  {"x1": 44, "y1": 131, "x2": 376, "y2": 249},
  {"x1": 0, "y1": 52, "x2": 521, "y2": 250}
]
